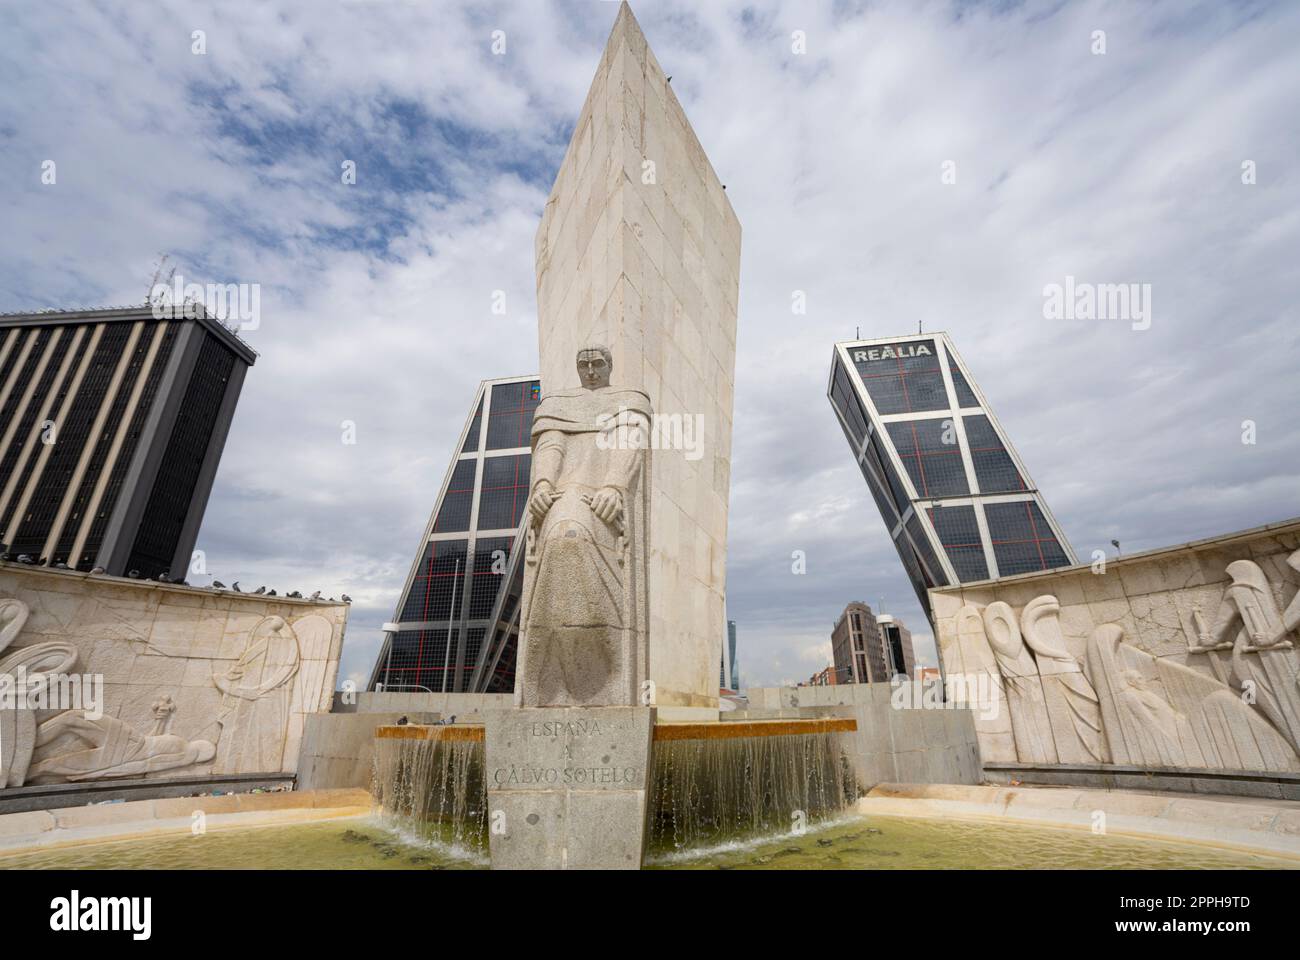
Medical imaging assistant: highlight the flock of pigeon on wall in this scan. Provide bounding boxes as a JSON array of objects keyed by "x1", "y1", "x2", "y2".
[{"x1": 0, "y1": 542, "x2": 351, "y2": 604}]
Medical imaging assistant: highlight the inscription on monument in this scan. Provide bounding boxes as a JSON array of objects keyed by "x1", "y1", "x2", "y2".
[{"x1": 487, "y1": 711, "x2": 646, "y2": 792}]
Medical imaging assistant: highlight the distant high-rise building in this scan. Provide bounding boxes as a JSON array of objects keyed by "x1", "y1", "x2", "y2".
[
  {"x1": 831, "y1": 601, "x2": 879, "y2": 684},
  {"x1": 827, "y1": 332, "x2": 1076, "y2": 625},
  {"x1": 0, "y1": 306, "x2": 254, "y2": 579},
  {"x1": 876, "y1": 614, "x2": 914, "y2": 679},
  {"x1": 369, "y1": 375, "x2": 540, "y2": 694},
  {"x1": 831, "y1": 602, "x2": 915, "y2": 684},
  {"x1": 719, "y1": 619, "x2": 739, "y2": 691}
]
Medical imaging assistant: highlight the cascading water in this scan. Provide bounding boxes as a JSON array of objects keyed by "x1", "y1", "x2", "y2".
[
  {"x1": 647, "y1": 731, "x2": 860, "y2": 854},
  {"x1": 371, "y1": 736, "x2": 488, "y2": 856}
]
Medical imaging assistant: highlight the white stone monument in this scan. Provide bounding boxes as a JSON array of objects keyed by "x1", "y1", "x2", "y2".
[
  {"x1": 533, "y1": 1, "x2": 741, "y2": 716},
  {"x1": 487, "y1": 2, "x2": 740, "y2": 869}
]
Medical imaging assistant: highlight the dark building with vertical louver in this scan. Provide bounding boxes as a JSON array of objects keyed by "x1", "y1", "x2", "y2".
[
  {"x1": 369, "y1": 375, "x2": 540, "y2": 695},
  {"x1": 827, "y1": 332, "x2": 1075, "y2": 629},
  {"x1": 0, "y1": 306, "x2": 254, "y2": 580}
]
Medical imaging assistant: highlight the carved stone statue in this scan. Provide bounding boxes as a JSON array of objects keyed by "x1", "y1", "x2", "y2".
[
  {"x1": 514, "y1": 345, "x2": 652, "y2": 707},
  {"x1": 27, "y1": 710, "x2": 216, "y2": 783}
]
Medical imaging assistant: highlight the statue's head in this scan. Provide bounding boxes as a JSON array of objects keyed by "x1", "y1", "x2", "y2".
[{"x1": 576, "y1": 345, "x2": 612, "y2": 390}]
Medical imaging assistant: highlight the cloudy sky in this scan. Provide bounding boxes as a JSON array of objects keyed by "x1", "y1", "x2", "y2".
[{"x1": 2, "y1": 0, "x2": 1297, "y2": 690}]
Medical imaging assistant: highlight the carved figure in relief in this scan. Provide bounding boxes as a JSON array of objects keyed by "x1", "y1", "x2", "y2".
[
  {"x1": 0, "y1": 597, "x2": 80, "y2": 786},
  {"x1": 1189, "y1": 559, "x2": 1300, "y2": 753},
  {"x1": 981, "y1": 601, "x2": 1057, "y2": 763},
  {"x1": 1085, "y1": 623, "x2": 1296, "y2": 772},
  {"x1": 213, "y1": 615, "x2": 301, "y2": 772},
  {"x1": 1019, "y1": 595, "x2": 1107, "y2": 764},
  {"x1": 27, "y1": 708, "x2": 216, "y2": 782}
]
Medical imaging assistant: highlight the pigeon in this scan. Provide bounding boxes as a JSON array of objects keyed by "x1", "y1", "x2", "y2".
[
  {"x1": 52, "y1": 561, "x2": 69, "y2": 569},
  {"x1": 396, "y1": 716, "x2": 409, "y2": 726},
  {"x1": 90, "y1": 565, "x2": 105, "y2": 574},
  {"x1": 127, "y1": 569, "x2": 140, "y2": 578},
  {"x1": 212, "y1": 580, "x2": 227, "y2": 589},
  {"x1": 232, "y1": 581, "x2": 242, "y2": 592},
  {"x1": 341, "y1": 594, "x2": 352, "y2": 603},
  {"x1": 310, "y1": 591, "x2": 321, "y2": 601},
  {"x1": 0, "y1": 554, "x2": 12, "y2": 562},
  {"x1": 252, "y1": 585, "x2": 266, "y2": 595},
  {"x1": 158, "y1": 572, "x2": 171, "y2": 583},
  {"x1": 288, "y1": 590, "x2": 302, "y2": 599},
  {"x1": 17, "y1": 555, "x2": 34, "y2": 564},
  {"x1": 267, "y1": 589, "x2": 277, "y2": 597}
]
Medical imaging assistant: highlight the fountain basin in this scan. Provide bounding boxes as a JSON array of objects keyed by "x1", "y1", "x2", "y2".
[
  {"x1": 0, "y1": 788, "x2": 372, "y2": 858},
  {"x1": 3, "y1": 804, "x2": 1295, "y2": 869},
  {"x1": 858, "y1": 783, "x2": 1300, "y2": 860}
]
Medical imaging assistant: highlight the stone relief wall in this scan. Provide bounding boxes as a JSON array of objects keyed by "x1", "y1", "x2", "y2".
[
  {"x1": 0, "y1": 564, "x2": 347, "y2": 787},
  {"x1": 933, "y1": 522, "x2": 1300, "y2": 775}
]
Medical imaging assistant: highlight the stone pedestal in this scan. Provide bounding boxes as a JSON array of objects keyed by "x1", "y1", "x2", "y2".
[{"x1": 484, "y1": 706, "x2": 654, "y2": 869}]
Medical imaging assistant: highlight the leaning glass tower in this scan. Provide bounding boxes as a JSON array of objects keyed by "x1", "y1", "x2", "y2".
[
  {"x1": 369, "y1": 375, "x2": 541, "y2": 694},
  {"x1": 828, "y1": 333, "x2": 1075, "y2": 625}
]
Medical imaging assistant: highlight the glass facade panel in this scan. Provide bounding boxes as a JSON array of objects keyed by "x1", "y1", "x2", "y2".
[
  {"x1": 948, "y1": 362, "x2": 980, "y2": 408},
  {"x1": 469, "y1": 535, "x2": 513, "y2": 618},
  {"x1": 985, "y1": 500, "x2": 1070, "y2": 575},
  {"x1": 850, "y1": 339, "x2": 946, "y2": 414},
  {"x1": 461, "y1": 397, "x2": 483, "y2": 453},
  {"x1": 433, "y1": 459, "x2": 476, "y2": 533},
  {"x1": 831, "y1": 360, "x2": 868, "y2": 447},
  {"x1": 865, "y1": 433, "x2": 910, "y2": 516},
  {"x1": 399, "y1": 539, "x2": 469, "y2": 622},
  {"x1": 927, "y1": 504, "x2": 989, "y2": 581},
  {"x1": 486, "y1": 379, "x2": 541, "y2": 450},
  {"x1": 477, "y1": 454, "x2": 531, "y2": 530},
  {"x1": 459, "y1": 626, "x2": 487, "y2": 690},
  {"x1": 857, "y1": 454, "x2": 898, "y2": 524},
  {"x1": 383, "y1": 629, "x2": 445, "y2": 692},
  {"x1": 964, "y1": 414, "x2": 1026, "y2": 494},
  {"x1": 886, "y1": 419, "x2": 969, "y2": 497},
  {"x1": 904, "y1": 513, "x2": 948, "y2": 586}
]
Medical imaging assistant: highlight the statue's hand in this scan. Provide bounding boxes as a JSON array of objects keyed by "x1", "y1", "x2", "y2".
[
  {"x1": 590, "y1": 486, "x2": 623, "y2": 525},
  {"x1": 528, "y1": 481, "x2": 557, "y2": 522}
]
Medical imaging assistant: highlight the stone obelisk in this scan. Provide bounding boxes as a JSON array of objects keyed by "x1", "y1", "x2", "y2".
[
  {"x1": 486, "y1": 2, "x2": 740, "y2": 870},
  {"x1": 534, "y1": 1, "x2": 741, "y2": 716}
]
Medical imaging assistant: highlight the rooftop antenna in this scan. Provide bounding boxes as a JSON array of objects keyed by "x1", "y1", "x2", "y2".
[
  {"x1": 855, "y1": 325, "x2": 860, "y2": 340},
  {"x1": 146, "y1": 253, "x2": 174, "y2": 306},
  {"x1": 918, "y1": 318, "x2": 923, "y2": 335}
]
